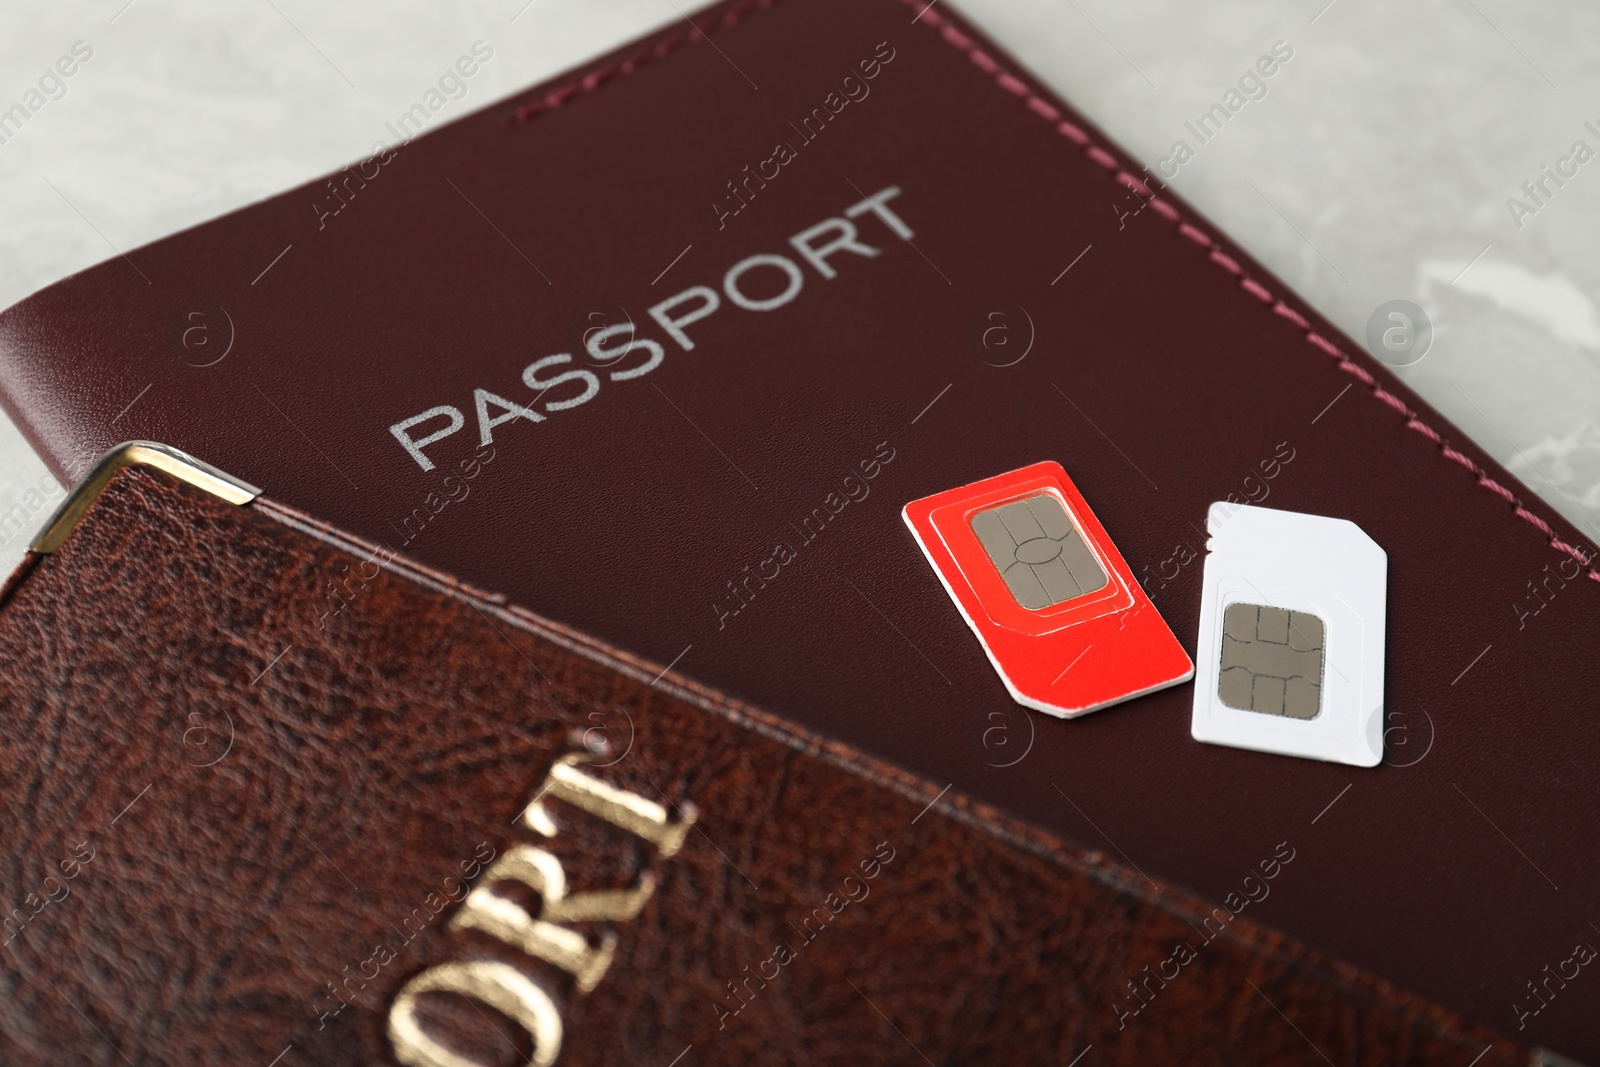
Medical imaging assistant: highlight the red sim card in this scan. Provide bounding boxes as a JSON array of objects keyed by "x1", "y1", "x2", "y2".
[{"x1": 902, "y1": 462, "x2": 1192, "y2": 718}]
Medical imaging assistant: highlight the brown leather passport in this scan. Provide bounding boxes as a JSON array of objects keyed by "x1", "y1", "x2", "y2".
[
  {"x1": 1, "y1": 0, "x2": 1598, "y2": 1058},
  {"x1": 0, "y1": 448, "x2": 1535, "y2": 1064}
]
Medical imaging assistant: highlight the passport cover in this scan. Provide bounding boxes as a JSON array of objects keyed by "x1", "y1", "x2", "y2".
[
  {"x1": 1, "y1": 0, "x2": 1598, "y2": 1056},
  {"x1": 0, "y1": 454, "x2": 1533, "y2": 1064}
]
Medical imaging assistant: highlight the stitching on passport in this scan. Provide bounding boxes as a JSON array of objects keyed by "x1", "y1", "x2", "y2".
[
  {"x1": 503, "y1": 0, "x2": 1598, "y2": 586},
  {"x1": 511, "y1": 0, "x2": 776, "y2": 123},
  {"x1": 895, "y1": 0, "x2": 1598, "y2": 585}
]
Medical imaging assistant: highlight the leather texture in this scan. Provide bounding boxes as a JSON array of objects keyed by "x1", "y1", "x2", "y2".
[
  {"x1": 0, "y1": 465, "x2": 1534, "y2": 1065},
  {"x1": 0, "y1": 0, "x2": 1596, "y2": 1054}
]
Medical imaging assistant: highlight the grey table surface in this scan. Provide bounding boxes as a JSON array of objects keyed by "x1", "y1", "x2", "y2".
[{"x1": 2, "y1": 0, "x2": 1598, "y2": 581}]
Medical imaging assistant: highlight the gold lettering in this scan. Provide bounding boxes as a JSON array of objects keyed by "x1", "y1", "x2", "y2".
[
  {"x1": 522, "y1": 755, "x2": 696, "y2": 856},
  {"x1": 389, "y1": 756, "x2": 698, "y2": 1066},
  {"x1": 449, "y1": 844, "x2": 655, "y2": 993},
  {"x1": 388, "y1": 959, "x2": 563, "y2": 1067}
]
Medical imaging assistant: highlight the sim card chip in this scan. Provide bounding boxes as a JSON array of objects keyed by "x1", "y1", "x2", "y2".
[
  {"x1": 1217, "y1": 602, "x2": 1324, "y2": 720},
  {"x1": 971, "y1": 496, "x2": 1108, "y2": 609}
]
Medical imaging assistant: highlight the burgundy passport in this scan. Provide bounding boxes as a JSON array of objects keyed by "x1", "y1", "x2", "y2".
[
  {"x1": 1, "y1": 0, "x2": 1598, "y2": 1058},
  {"x1": 0, "y1": 451, "x2": 1533, "y2": 1064}
]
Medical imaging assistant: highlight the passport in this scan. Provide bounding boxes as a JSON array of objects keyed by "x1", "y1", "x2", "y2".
[{"x1": 0, "y1": 446, "x2": 1528, "y2": 1065}]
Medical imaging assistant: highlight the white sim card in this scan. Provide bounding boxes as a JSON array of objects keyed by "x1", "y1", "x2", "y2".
[{"x1": 1190, "y1": 503, "x2": 1387, "y2": 767}]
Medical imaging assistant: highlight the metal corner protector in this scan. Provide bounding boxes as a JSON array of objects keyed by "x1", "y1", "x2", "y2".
[{"x1": 30, "y1": 441, "x2": 261, "y2": 555}]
